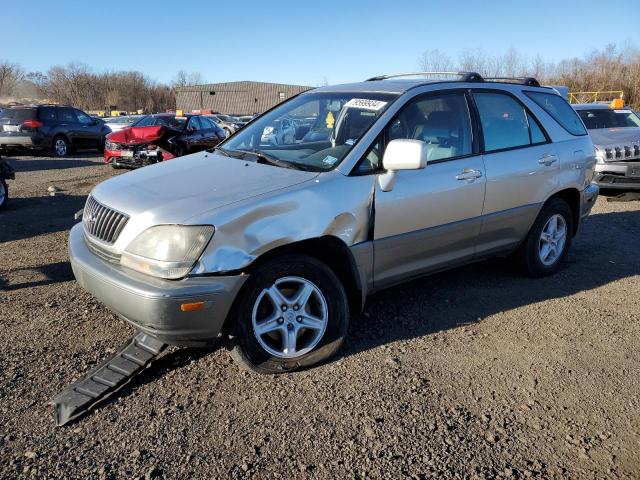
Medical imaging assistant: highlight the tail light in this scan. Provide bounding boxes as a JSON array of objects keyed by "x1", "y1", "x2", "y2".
[{"x1": 22, "y1": 119, "x2": 43, "y2": 129}]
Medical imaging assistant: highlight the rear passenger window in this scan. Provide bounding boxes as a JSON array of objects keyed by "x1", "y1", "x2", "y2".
[
  {"x1": 473, "y1": 92, "x2": 546, "y2": 152},
  {"x1": 39, "y1": 107, "x2": 59, "y2": 122},
  {"x1": 386, "y1": 92, "x2": 473, "y2": 161},
  {"x1": 59, "y1": 108, "x2": 77, "y2": 123},
  {"x1": 524, "y1": 91, "x2": 587, "y2": 136}
]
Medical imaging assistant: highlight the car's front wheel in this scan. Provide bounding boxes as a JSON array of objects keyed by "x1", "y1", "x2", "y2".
[
  {"x1": 228, "y1": 254, "x2": 349, "y2": 373},
  {"x1": 517, "y1": 197, "x2": 573, "y2": 277}
]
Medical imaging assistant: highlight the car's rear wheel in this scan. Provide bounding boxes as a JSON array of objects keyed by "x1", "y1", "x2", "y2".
[
  {"x1": 51, "y1": 136, "x2": 69, "y2": 157},
  {"x1": 0, "y1": 178, "x2": 8, "y2": 211},
  {"x1": 516, "y1": 198, "x2": 573, "y2": 277},
  {"x1": 227, "y1": 254, "x2": 349, "y2": 373}
]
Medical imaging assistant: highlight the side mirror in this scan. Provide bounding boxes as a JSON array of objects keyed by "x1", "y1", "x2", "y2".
[
  {"x1": 378, "y1": 139, "x2": 428, "y2": 192},
  {"x1": 187, "y1": 126, "x2": 196, "y2": 134}
]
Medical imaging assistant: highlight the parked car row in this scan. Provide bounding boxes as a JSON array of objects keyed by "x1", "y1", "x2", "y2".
[{"x1": 104, "y1": 114, "x2": 226, "y2": 168}]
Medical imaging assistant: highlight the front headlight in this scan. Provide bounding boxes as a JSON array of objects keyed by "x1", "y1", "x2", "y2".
[
  {"x1": 105, "y1": 140, "x2": 119, "y2": 151},
  {"x1": 594, "y1": 147, "x2": 605, "y2": 164},
  {"x1": 120, "y1": 225, "x2": 214, "y2": 279}
]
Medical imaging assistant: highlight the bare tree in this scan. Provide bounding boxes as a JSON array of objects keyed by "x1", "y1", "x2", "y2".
[
  {"x1": 418, "y1": 49, "x2": 454, "y2": 72},
  {"x1": 0, "y1": 60, "x2": 25, "y2": 98},
  {"x1": 172, "y1": 70, "x2": 205, "y2": 88}
]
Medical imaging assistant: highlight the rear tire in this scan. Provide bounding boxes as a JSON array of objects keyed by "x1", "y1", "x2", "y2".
[
  {"x1": 0, "y1": 178, "x2": 8, "y2": 211},
  {"x1": 516, "y1": 198, "x2": 573, "y2": 277},
  {"x1": 51, "y1": 136, "x2": 69, "y2": 157},
  {"x1": 227, "y1": 254, "x2": 349, "y2": 374}
]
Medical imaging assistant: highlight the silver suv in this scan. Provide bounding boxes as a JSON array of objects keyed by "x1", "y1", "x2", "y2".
[{"x1": 69, "y1": 72, "x2": 598, "y2": 373}]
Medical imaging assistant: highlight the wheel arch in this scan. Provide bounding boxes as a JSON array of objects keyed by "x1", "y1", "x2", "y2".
[
  {"x1": 241, "y1": 236, "x2": 365, "y2": 315},
  {"x1": 545, "y1": 188, "x2": 580, "y2": 235}
]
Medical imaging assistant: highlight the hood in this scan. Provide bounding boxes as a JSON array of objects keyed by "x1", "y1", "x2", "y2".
[
  {"x1": 91, "y1": 151, "x2": 319, "y2": 225},
  {"x1": 107, "y1": 125, "x2": 169, "y2": 145},
  {"x1": 589, "y1": 127, "x2": 640, "y2": 149}
]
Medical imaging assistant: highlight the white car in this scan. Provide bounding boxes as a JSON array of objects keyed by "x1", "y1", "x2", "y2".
[{"x1": 261, "y1": 118, "x2": 296, "y2": 145}]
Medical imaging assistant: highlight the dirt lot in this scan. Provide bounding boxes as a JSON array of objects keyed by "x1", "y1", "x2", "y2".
[{"x1": 0, "y1": 152, "x2": 639, "y2": 479}]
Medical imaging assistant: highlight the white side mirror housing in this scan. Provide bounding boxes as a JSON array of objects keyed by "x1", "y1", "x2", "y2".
[{"x1": 378, "y1": 139, "x2": 428, "y2": 192}]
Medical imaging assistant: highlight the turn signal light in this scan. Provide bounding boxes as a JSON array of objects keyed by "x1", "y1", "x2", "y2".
[{"x1": 180, "y1": 301, "x2": 204, "y2": 312}]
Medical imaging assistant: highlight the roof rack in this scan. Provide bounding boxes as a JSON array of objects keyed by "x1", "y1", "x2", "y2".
[
  {"x1": 365, "y1": 72, "x2": 542, "y2": 88},
  {"x1": 365, "y1": 71, "x2": 484, "y2": 82},
  {"x1": 483, "y1": 77, "x2": 541, "y2": 87}
]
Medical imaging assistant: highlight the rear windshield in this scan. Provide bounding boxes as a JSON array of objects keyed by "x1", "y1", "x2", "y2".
[
  {"x1": 524, "y1": 91, "x2": 587, "y2": 136},
  {"x1": 576, "y1": 108, "x2": 640, "y2": 130},
  {"x1": 0, "y1": 108, "x2": 37, "y2": 121}
]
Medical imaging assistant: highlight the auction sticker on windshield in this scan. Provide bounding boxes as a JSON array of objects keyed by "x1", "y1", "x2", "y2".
[{"x1": 344, "y1": 99, "x2": 388, "y2": 111}]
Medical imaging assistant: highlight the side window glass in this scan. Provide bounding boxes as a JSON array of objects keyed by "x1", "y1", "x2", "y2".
[
  {"x1": 473, "y1": 92, "x2": 530, "y2": 152},
  {"x1": 75, "y1": 110, "x2": 93, "y2": 125},
  {"x1": 524, "y1": 91, "x2": 587, "y2": 136},
  {"x1": 38, "y1": 107, "x2": 58, "y2": 122},
  {"x1": 386, "y1": 93, "x2": 473, "y2": 161},
  {"x1": 189, "y1": 117, "x2": 202, "y2": 131},
  {"x1": 355, "y1": 136, "x2": 383, "y2": 174},
  {"x1": 528, "y1": 113, "x2": 546, "y2": 144},
  {"x1": 60, "y1": 108, "x2": 77, "y2": 123}
]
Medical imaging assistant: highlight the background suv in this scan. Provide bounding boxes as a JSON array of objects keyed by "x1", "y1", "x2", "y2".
[{"x1": 0, "y1": 105, "x2": 110, "y2": 157}]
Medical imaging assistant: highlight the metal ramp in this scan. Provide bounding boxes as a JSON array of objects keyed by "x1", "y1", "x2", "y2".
[{"x1": 52, "y1": 331, "x2": 167, "y2": 426}]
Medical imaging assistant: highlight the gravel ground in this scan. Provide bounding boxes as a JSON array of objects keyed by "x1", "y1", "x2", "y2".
[{"x1": 0, "y1": 152, "x2": 639, "y2": 479}]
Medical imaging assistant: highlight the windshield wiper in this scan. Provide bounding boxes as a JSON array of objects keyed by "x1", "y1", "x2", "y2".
[
  {"x1": 214, "y1": 146, "x2": 250, "y2": 159},
  {"x1": 234, "y1": 149, "x2": 303, "y2": 170}
]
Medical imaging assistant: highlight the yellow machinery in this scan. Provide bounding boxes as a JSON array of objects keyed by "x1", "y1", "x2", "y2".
[{"x1": 568, "y1": 90, "x2": 624, "y2": 105}]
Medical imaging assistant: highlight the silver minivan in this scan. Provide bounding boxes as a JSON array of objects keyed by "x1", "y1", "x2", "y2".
[{"x1": 69, "y1": 73, "x2": 599, "y2": 373}]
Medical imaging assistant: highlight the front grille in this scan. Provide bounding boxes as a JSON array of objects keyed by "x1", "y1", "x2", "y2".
[{"x1": 82, "y1": 196, "x2": 129, "y2": 244}]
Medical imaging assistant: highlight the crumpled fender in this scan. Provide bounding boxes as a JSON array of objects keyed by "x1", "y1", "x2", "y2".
[
  {"x1": 190, "y1": 172, "x2": 376, "y2": 274},
  {"x1": 107, "y1": 126, "x2": 167, "y2": 145}
]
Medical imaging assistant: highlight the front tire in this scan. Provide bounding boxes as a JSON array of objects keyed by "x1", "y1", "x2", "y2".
[
  {"x1": 516, "y1": 198, "x2": 573, "y2": 277},
  {"x1": 227, "y1": 254, "x2": 349, "y2": 374},
  {"x1": 0, "y1": 178, "x2": 8, "y2": 211}
]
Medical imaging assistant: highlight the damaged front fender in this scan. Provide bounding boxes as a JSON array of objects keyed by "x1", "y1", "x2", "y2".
[{"x1": 190, "y1": 171, "x2": 376, "y2": 277}]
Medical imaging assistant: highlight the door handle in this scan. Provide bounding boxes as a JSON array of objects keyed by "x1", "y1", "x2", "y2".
[
  {"x1": 538, "y1": 154, "x2": 558, "y2": 166},
  {"x1": 456, "y1": 169, "x2": 483, "y2": 182}
]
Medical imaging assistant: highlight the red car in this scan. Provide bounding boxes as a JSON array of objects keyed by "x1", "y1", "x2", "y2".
[{"x1": 104, "y1": 114, "x2": 226, "y2": 168}]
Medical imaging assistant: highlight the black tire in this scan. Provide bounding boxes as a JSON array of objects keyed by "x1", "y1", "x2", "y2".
[
  {"x1": 227, "y1": 254, "x2": 349, "y2": 374},
  {"x1": 51, "y1": 135, "x2": 69, "y2": 157},
  {"x1": 0, "y1": 178, "x2": 8, "y2": 212},
  {"x1": 516, "y1": 198, "x2": 574, "y2": 277},
  {"x1": 174, "y1": 144, "x2": 187, "y2": 157}
]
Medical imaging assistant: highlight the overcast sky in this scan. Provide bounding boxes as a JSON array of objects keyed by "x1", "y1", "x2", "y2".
[{"x1": 4, "y1": 0, "x2": 639, "y2": 86}]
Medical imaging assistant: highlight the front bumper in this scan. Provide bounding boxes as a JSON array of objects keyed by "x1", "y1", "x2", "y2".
[
  {"x1": 593, "y1": 161, "x2": 640, "y2": 189},
  {"x1": 68, "y1": 223, "x2": 247, "y2": 345},
  {"x1": 104, "y1": 147, "x2": 175, "y2": 168}
]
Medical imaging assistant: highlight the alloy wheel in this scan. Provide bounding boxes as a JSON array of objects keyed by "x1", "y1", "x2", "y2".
[
  {"x1": 55, "y1": 139, "x2": 67, "y2": 156},
  {"x1": 538, "y1": 214, "x2": 567, "y2": 266},
  {"x1": 251, "y1": 276, "x2": 328, "y2": 359}
]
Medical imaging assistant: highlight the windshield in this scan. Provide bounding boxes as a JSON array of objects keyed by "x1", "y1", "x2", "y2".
[
  {"x1": 577, "y1": 108, "x2": 640, "y2": 129},
  {"x1": 220, "y1": 91, "x2": 397, "y2": 171},
  {"x1": 134, "y1": 115, "x2": 187, "y2": 129}
]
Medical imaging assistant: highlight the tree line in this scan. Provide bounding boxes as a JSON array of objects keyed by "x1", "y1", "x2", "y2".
[
  {"x1": 0, "y1": 62, "x2": 205, "y2": 113},
  {"x1": 1, "y1": 44, "x2": 639, "y2": 111},
  {"x1": 419, "y1": 43, "x2": 640, "y2": 109}
]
